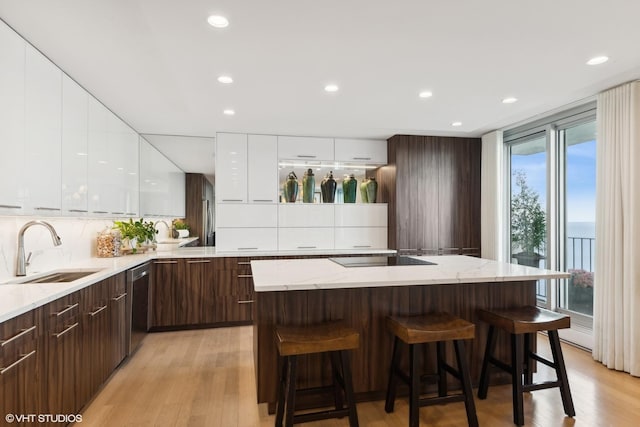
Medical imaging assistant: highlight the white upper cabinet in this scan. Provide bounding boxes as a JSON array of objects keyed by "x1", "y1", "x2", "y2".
[
  {"x1": 122, "y1": 126, "x2": 140, "y2": 216},
  {"x1": 139, "y1": 138, "x2": 184, "y2": 217},
  {"x1": 87, "y1": 97, "x2": 112, "y2": 214},
  {"x1": 216, "y1": 133, "x2": 248, "y2": 203},
  {"x1": 24, "y1": 44, "x2": 62, "y2": 213},
  {"x1": 334, "y1": 138, "x2": 387, "y2": 164},
  {"x1": 168, "y1": 161, "x2": 185, "y2": 217},
  {"x1": 61, "y1": 75, "x2": 89, "y2": 214},
  {"x1": 0, "y1": 23, "x2": 26, "y2": 212},
  {"x1": 277, "y1": 136, "x2": 334, "y2": 160},
  {"x1": 248, "y1": 134, "x2": 278, "y2": 203}
]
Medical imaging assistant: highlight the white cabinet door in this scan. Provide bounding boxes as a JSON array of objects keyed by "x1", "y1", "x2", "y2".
[
  {"x1": 139, "y1": 138, "x2": 157, "y2": 216},
  {"x1": 277, "y1": 136, "x2": 334, "y2": 160},
  {"x1": 168, "y1": 161, "x2": 185, "y2": 217},
  {"x1": 215, "y1": 228, "x2": 278, "y2": 252},
  {"x1": 248, "y1": 134, "x2": 278, "y2": 203},
  {"x1": 0, "y1": 23, "x2": 26, "y2": 213},
  {"x1": 278, "y1": 228, "x2": 334, "y2": 251},
  {"x1": 24, "y1": 44, "x2": 62, "y2": 213},
  {"x1": 216, "y1": 133, "x2": 248, "y2": 203},
  {"x1": 217, "y1": 204, "x2": 278, "y2": 228},
  {"x1": 122, "y1": 127, "x2": 139, "y2": 216},
  {"x1": 278, "y1": 204, "x2": 335, "y2": 227},
  {"x1": 107, "y1": 110, "x2": 128, "y2": 215},
  {"x1": 61, "y1": 75, "x2": 89, "y2": 215},
  {"x1": 87, "y1": 97, "x2": 110, "y2": 214},
  {"x1": 335, "y1": 204, "x2": 388, "y2": 227},
  {"x1": 139, "y1": 138, "x2": 184, "y2": 217},
  {"x1": 335, "y1": 227, "x2": 388, "y2": 249},
  {"x1": 334, "y1": 138, "x2": 387, "y2": 164}
]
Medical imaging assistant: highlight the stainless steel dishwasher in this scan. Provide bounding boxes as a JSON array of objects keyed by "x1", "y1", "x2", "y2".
[{"x1": 127, "y1": 262, "x2": 150, "y2": 355}]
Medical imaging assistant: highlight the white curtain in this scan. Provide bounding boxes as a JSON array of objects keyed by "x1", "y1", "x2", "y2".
[
  {"x1": 593, "y1": 81, "x2": 640, "y2": 376},
  {"x1": 480, "y1": 130, "x2": 505, "y2": 262}
]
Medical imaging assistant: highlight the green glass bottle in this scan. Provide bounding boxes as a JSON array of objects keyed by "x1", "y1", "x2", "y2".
[
  {"x1": 302, "y1": 168, "x2": 315, "y2": 203},
  {"x1": 342, "y1": 174, "x2": 357, "y2": 203}
]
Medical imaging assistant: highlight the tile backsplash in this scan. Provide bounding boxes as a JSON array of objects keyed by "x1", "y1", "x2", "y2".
[{"x1": 0, "y1": 216, "x2": 173, "y2": 282}]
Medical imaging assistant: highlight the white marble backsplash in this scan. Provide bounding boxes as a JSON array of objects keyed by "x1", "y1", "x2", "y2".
[{"x1": 0, "y1": 216, "x2": 173, "y2": 282}]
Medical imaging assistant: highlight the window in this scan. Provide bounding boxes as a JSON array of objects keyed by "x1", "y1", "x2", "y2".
[{"x1": 505, "y1": 102, "x2": 597, "y2": 334}]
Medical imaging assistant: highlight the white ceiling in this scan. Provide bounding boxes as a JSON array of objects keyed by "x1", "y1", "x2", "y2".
[{"x1": 2, "y1": 0, "x2": 640, "y2": 175}]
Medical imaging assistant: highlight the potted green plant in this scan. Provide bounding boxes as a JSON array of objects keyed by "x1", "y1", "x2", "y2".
[
  {"x1": 113, "y1": 218, "x2": 157, "y2": 253},
  {"x1": 172, "y1": 219, "x2": 190, "y2": 238},
  {"x1": 510, "y1": 170, "x2": 546, "y2": 267}
]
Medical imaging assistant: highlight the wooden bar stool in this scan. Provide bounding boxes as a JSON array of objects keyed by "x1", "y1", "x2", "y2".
[
  {"x1": 274, "y1": 321, "x2": 360, "y2": 427},
  {"x1": 477, "y1": 306, "x2": 575, "y2": 426},
  {"x1": 385, "y1": 313, "x2": 478, "y2": 427}
]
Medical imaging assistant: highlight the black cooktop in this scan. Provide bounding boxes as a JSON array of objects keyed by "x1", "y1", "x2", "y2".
[{"x1": 329, "y1": 255, "x2": 437, "y2": 268}]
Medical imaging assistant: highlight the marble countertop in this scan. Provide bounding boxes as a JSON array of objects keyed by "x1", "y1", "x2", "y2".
[
  {"x1": 251, "y1": 255, "x2": 571, "y2": 292},
  {"x1": 0, "y1": 246, "x2": 395, "y2": 323}
]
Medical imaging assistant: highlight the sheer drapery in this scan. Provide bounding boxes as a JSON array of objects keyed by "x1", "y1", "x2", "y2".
[{"x1": 593, "y1": 81, "x2": 640, "y2": 376}]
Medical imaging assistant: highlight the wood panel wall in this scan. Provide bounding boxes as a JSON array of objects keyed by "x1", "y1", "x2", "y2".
[{"x1": 376, "y1": 135, "x2": 481, "y2": 254}]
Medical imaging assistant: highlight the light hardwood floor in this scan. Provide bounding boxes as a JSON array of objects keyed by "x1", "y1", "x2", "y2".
[{"x1": 79, "y1": 326, "x2": 640, "y2": 426}]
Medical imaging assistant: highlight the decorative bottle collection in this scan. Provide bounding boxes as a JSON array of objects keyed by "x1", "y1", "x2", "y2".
[{"x1": 282, "y1": 170, "x2": 377, "y2": 203}]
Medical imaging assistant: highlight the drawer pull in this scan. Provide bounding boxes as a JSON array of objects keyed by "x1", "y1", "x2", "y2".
[
  {"x1": 0, "y1": 204, "x2": 21, "y2": 209},
  {"x1": 237, "y1": 261, "x2": 251, "y2": 265},
  {"x1": 53, "y1": 303, "x2": 79, "y2": 317},
  {"x1": 35, "y1": 207, "x2": 61, "y2": 211},
  {"x1": 221, "y1": 199, "x2": 244, "y2": 202},
  {"x1": 67, "y1": 209, "x2": 88, "y2": 213},
  {"x1": 353, "y1": 245, "x2": 372, "y2": 248},
  {"x1": 252, "y1": 199, "x2": 274, "y2": 202},
  {"x1": 296, "y1": 155, "x2": 317, "y2": 158},
  {"x1": 54, "y1": 322, "x2": 79, "y2": 339},
  {"x1": 1, "y1": 350, "x2": 36, "y2": 375},
  {"x1": 237, "y1": 274, "x2": 253, "y2": 278},
  {"x1": 112, "y1": 293, "x2": 127, "y2": 302},
  {"x1": 237, "y1": 247, "x2": 258, "y2": 250},
  {"x1": 92, "y1": 210, "x2": 109, "y2": 214},
  {"x1": 1, "y1": 325, "x2": 36, "y2": 347},
  {"x1": 111, "y1": 211, "x2": 125, "y2": 215},
  {"x1": 238, "y1": 300, "x2": 254, "y2": 304},
  {"x1": 352, "y1": 157, "x2": 371, "y2": 160},
  {"x1": 187, "y1": 260, "x2": 211, "y2": 264},
  {"x1": 154, "y1": 260, "x2": 178, "y2": 264},
  {"x1": 89, "y1": 305, "x2": 107, "y2": 317},
  {"x1": 297, "y1": 246, "x2": 317, "y2": 249}
]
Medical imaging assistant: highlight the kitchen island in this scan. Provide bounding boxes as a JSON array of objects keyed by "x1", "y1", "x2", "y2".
[{"x1": 251, "y1": 255, "x2": 569, "y2": 409}]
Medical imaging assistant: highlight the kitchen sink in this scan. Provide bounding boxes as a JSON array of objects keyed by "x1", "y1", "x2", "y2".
[{"x1": 11, "y1": 269, "x2": 104, "y2": 284}]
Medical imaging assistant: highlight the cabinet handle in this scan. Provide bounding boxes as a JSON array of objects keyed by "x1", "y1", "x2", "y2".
[
  {"x1": 0, "y1": 325, "x2": 37, "y2": 347},
  {"x1": 0, "y1": 350, "x2": 36, "y2": 375},
  {"x1": 53, "y1": 303, "x2": 79, "y2": 317},
  {"x1": 89, "y1": 305, "x2": 107, "y2": 317},
  {"x1": 352, "y1": 157, "x2": 372, "y2": 160},
  {"x1": 187, "y1": 260, "x2": 211, "y2": 264},
  {"x1": 222, "y1": 199, "x2": 244, "y2": 202},
  {"x1": 111, "y1": 211, "x2": 125, "y2": 215},
  {"x1": 237, "y1": 247, "x2": 258, "y2": 250},
  {"x1": 353, "y1": 245, "x2": 372, "y2": 248},
  {"x1": 126, "y1": 212, "x2": 137, "y2": 216},
  {"x1": 237, "y1": 261, "x2": 251, "y2": 265},
  {"x1": 67, "y1": 209, "x2": 88, "y2": 213},
  {"x1": 252, "y1": 199, "x2": 274, "y2": 202},
  {"x1": 297, "y1": 246, "x2": 317, "y2": 249},
  {"x1": 238, "y1": 274, "x2": 253, "y2": 278},
  {"x1": 238, "y1": 300, "x2": 254, "y2": 304},
  {"x1": 296, "y1": 155, "x2": 317, "y2": 158},
  {"x1": 53, "y1": 322, "x2": 79, "y2": 339},
  {"x1": 93, "y1": 210, "x2": 109, "y2": 214},
  {"x1": 112, "y1": 293, "x2": 127, "y2": 302},
  {"x1": 0, "y1": 204, "x2": 21, "y2": 209},
  {"x1": 154, "y1": 260, "x2": 178, "y2": 264},
  {"x1": 34, "y1": 207, "x2": 61, "y2": 211}
]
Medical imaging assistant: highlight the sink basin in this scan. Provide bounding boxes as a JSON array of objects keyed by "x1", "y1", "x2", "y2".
[{"x1": 11, "y1": 269, "x2": 103, "y2": 284}]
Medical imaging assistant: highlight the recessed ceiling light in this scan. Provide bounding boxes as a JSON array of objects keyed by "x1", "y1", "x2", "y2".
[
  {"x1": 419, "y1": 91, "x2": 433, "y2": 98},
  {"x1": 207, "y1": 15, "x2": 229, "y2": 28},
  {"x1": 324, "y1": 84, "x2": 339, "y2": 93},
  {"x1": 502, "y1": 97, "x2": 518, "y2": 104},
  {"x1": 451, "y1": 121, "x2": 462, "y2": 127},
  {"x1": 223, "y1": 109, "x2": 235, "y2": 115},
  {"x1": 587, "y1": 56, "x2": 609, "y2": 65},
  {"x1": 217, "y1": 75, "x2": 233, "y2": 84}
]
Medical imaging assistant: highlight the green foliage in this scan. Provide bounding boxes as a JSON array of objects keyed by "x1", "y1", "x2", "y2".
[
  {"x1": 511, "y1": 170, "x2": 546, "y2": 254},
  {"x1": 113, "y1": 218, "x2": 157, "y2": 244},
  {"x1": 172, "y1": 219, "x2": 189, "y2": 230}
]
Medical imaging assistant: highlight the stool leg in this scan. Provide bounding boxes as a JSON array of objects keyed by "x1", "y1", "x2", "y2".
[
  {"x1": 511, "y1": 334, "x2": 525, "y2": 426},
  {"x1": 284, "y1": 355, "x2": 298, "y2": 427},
  {"x1": 548, "y1": 330, "x2": 575, "y2": 417},
  {"x1": 523, "y1": 333, "x2": 534, "y2": 386},
  {"x1": 385, "y1": 336, "x2": 401, "y2": 413},
  {"x1": 437, "y1": 341, "x2": 447, "y2": 397},
  {"x1": 330, "y1": 351, "x2": 344, "y2": 412},
  {"x1": 340, "y1": 350, "x2": 360, "y2": 427},
  {"x1": 275, "y1": 356, "x2": 288, "y2": 427},
  {"x1": 454, "y1": 340, "x2": 479, "y2": 427},
  {"x1": 409, "y1": 343, "x2": 420, "y2": 427},
  {"x1": 478, "y1": 325, "x2": 497, "y2": 399}
]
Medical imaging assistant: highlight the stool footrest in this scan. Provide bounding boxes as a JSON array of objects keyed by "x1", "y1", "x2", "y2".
[
  {"x1": 488, "y1": 357, "x2": 512, "y2": 373},
  {"x1": 420, "y1": 394, "x2": 466, "y2": 407},
  {"x1": 529, "y1": 352, "x2": 555, "y2": 369},
  {"x1": 523, "y1": 380, "x2": 561, "y2": 392},
  {"x1": 293, "y1": 408, "x2": 351, "y2": 424},
  {"x1": 295, "y1": 385, "x2": 338, "y2": 397}
]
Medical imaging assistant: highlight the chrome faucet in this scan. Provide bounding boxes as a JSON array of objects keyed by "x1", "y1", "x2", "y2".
[
  {"x1": 153, "y1": 220, "x2": 170, "y2": 240},
  {"x1": 16, "y1": 220, "x2": 62, "y2": 276}
]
